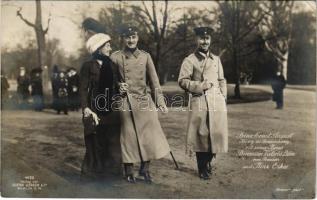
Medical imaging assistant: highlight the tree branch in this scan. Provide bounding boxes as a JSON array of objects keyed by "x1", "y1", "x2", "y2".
[
  {"x1": 238, "y1": 13, "x2": 264, "y2": 41},
  {"x1": 238, "y1": 47, "x2": 260, "y2": 58},
  {"x1": 134, "y1": 11, "x2": 154, "y2": 34},
  {"x1": 265, "y1": 41, "x2": 285, "y2": 61},
  {"x1": 16, "y1": 7, "x2": 36, "y2": 28},
  {"x1": 159, "y1": 0, "x2": 168, "y2": 42},
  {"x1": 43, "y1": 13, "x2": 51, "y2": 34},
  {"x1": 141, "y1": 1, "x2": 155, "y2": 27},
  {"x1": 151, "y1": 0, "x2": 159, "y2": 40}
]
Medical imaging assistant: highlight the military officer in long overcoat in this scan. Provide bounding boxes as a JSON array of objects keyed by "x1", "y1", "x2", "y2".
[
  {"x1": 111, "y1": 25, "x2": 170, "y2": 183},
  {"x1": 178, "y1": 27, "x2": 228, "y2": 180}
]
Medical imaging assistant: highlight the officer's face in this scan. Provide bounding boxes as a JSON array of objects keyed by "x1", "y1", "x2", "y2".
[
  {"x1": 99, "y1": 42, "x2": 112, "y2": 56},
  {"x1": 197, "y1": 35, "x2": 211, "y2": 51},
  {"x1": 124, "y1": 34, "x2": 139, "y2": 49}
]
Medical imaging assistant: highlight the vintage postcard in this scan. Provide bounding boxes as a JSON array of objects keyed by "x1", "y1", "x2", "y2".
[{"x1": 1, "y1": 0, "x2": 316, "y2": 198}]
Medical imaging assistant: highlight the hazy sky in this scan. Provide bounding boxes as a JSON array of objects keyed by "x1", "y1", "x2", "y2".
[
  {"x1": 1, "y1": 1, "x2": 315, "y2": 57},
  {"x1": 1, "y1": 1, "x2": 217, "y2": 56}
]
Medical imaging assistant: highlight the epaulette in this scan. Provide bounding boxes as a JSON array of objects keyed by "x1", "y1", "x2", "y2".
[
  {"x1": 140, "y1": 49, "x2": 148, "y2": 54},
  {"x1": 187, "y1": 53, "x2": 196, "y2": 59},
  {"x1": 209, "y1": 52, "x2": 217, "y2": 59}
]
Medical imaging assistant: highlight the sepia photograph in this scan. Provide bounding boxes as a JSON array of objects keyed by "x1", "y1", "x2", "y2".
[{"x1": 1, "y1": 0, "x2": 316, "y2": 198}]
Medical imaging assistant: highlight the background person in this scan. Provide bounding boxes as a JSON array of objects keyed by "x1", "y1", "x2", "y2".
[
  {"x1": 30, "y1": 68, "x2": 44, "y2": 111},
  {"x1": 55, "y1": 71, "x2": 69, "y2": 115},
  {"x1": 17, "y1": 66, "x2": 30, "y2": 109},
  {"x1": 67, "y1": 67, "x2": 80, "y2": 111},
  {"x1": 271, "y1": 71, "x2": 286, "y2": 109}
]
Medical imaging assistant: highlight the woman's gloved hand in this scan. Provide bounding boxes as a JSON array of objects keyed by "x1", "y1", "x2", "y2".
[
  {"x1": 83, "y1": 107, "x2": 100, "y2": 126},
  {"x1": 201, "y1": 79, "x2": 213, "y2": 91}
]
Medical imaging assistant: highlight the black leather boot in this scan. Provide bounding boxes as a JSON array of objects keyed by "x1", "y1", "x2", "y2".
[
  {"x1": 139, "y1": 161, "x2": 152, "y2": 184},
  {"x1": 124, "y1": 163, "x2": 136, "y2": 183}
]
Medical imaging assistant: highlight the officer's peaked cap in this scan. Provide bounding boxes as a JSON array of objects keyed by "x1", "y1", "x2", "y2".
[
  {"x1": 194, "y1": 27, "x2": 213, "y2": 36},
  {"x1": 119, "y1": 24, "x2": 138, "y2": 37}
]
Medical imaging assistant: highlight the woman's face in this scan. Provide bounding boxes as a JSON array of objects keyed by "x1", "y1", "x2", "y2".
[{"x1": 99, "y1": 42, "x2": 112, "y2": 56}]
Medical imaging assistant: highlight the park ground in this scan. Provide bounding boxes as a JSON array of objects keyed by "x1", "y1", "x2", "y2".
[{"x1": 1, "y1": 83, "x2": 316, "y2": 198}]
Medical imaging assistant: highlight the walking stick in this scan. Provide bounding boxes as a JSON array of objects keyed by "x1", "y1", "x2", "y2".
[
  {"x1": 126, "y1": 92, "x2": 180, "y2": 170},
  {"x1": 170, "y1": 151, "x2": 179, "y2": 169}
]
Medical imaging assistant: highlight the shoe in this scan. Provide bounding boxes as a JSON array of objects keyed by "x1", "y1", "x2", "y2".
[
  {"x1": 139, "y1": 172, "x2": 152, "y2": 184},
  {"x1": 199, "y1": 171, "x2": 210, "y2": 180},
  {"x1": 126, "y1": 174, "x2": 136, "y2": 183}
]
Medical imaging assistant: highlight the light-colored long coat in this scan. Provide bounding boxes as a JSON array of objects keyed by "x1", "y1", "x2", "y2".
[
  {"x1": 178, "y1": 51, "x2": 228, "y2": 155},
  {"x1": 110, "y1": 48, "x2": 170, "y2": 163}
]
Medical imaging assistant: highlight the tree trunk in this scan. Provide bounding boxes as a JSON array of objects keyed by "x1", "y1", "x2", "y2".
[
  {"x1": 35, "y1": 0, "x2": 50, "y2": 105},
  {"x1": 35, "y1": 0, "x2": 46, "y2": 68}
]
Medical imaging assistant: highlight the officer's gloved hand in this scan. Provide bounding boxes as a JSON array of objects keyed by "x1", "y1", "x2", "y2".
[
  {"x1": 201, "y1": 79, "x2": 213, "y2": 91},
  {"x1": 83, "y1": 107, "x2": 100, "y2": 126},
  {"x1": 159, "y1": 105, "x2": 168, "y2": 114},
  {"x1": 118, "y1": 82, "x2": 129, "y2": 95}
]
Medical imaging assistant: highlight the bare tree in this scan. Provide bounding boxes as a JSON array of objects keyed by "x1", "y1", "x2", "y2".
[
  {"x1": 16, "y1": 0, "x2": 51, "y2": 69},
  {"x1": 17, "y1": 0, "x2": 51, "y2": 103},
  {"x1": 130, "y1": 0, "x2": 169, "y2": 83},
  {"x1": 260, "y1": 1, "x2": 294, "y2": 80},
  {"x1": 217, "y1": 1, "x2": 265, "y2": 98}
]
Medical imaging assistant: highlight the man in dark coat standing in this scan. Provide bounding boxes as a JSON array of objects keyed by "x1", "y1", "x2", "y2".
[
  {"x1": 17, "y1": 67, "x2": 30, "y2": 109},
  {"x1": 67, "y1": 67, "x2": 80, "y2": 111},
  {"x1": 55, "y1": 71, "x2": 69, "y2": 115},
  {"x1": 271, "y1": 71, "x2": 286, "y2": 109},
  {"x1": 30, "y1": 68, "x2": 44, "y2": 111},
  {"x1": 1, "y1": 71, "x2": 10, "y2": 108},
  {"x1": 51, "y1": 65, "x2": 59, "y2": 111}
]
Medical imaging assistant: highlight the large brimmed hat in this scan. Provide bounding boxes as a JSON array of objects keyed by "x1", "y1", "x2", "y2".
[
  {"x1": 86, "y1": 33, "x2": 111, "y2": 54},
  {"x1": 82, "y1": 17, "x2": 106, "y2": 33}
]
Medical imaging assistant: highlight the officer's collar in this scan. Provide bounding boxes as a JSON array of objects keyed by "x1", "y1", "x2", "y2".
[
  {"x1": 123, "y1": 47, "x2": 141, "y2": 58},
  {"x1": 194, "y1": 49, "x2": 214, "y2": 60}
]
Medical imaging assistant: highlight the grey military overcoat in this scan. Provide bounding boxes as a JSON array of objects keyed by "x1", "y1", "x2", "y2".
[
  {"x1": 110, "y1": 48, "x2": 170, "y2": 163},
  {"x1": 178, "y1": 51, "x2": 228, "y2": 155}
]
